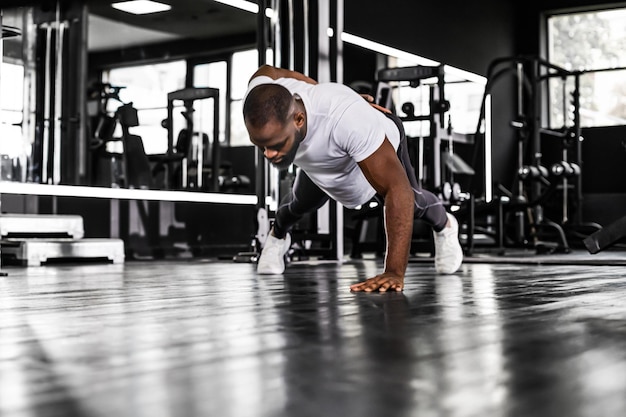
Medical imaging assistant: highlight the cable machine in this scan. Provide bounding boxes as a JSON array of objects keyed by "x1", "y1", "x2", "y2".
[
  {"x1": 473, "y1": 56, "x2": 600, "y2": 253},
  {"x1": 160, "y1": 87, "x2": 220, "y2": 191},
  {"x1": 365, "y1": 65, "x2": 477, "y2": 255},
  {"x1": 376, "y1": 65, "x2": 475, "y2": 204}
]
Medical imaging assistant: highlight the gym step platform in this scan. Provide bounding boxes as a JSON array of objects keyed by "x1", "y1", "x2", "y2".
[
  {"x1": 1, "y1": 238, "x2": 125, "y2": 266},
  {"x1": 0, "y1": 213, "x2": 84, "y2": 239}
]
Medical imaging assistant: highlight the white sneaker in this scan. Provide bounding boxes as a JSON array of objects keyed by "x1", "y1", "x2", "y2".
[
  {"x1": 433, "y1": 213, "x2": 463, "y2": 274},
  {"x1": 256, "y1": 208, "x2": 270, "y2": 247},
  {"x1": 257, "y1": 233, "x2": 291, "y2": 274}
]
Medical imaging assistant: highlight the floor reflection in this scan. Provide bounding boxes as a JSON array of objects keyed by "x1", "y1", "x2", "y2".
[{"x1": 0, "y1": 260, "x2": 625, "y2": 417}]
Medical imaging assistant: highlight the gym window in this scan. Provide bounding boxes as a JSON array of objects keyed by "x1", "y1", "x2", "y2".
[
  {"x1": 0, "y1": 61, "x2": 26, "y2": 165},
  {"x1": 229, "y1": 48, "x2": 273, "y2": 147},
  {"x1": 103, "y1": 48, "x2": 270, "y2": 150},
  {"x1": 545, "y1": 7, "x2": 626, "y2": 128},
  {"x1": 193, "y1": 60, "x2": 228, "y2": 146},
  {"x1": 103, "y1": 60, "x2": 187, "y2": 155}
]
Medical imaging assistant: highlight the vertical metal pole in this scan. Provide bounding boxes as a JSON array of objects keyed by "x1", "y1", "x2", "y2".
[
  {"x1": 432, "y1": 86, "x2": 442, "y2": 189},
  {"x1": 42, "y1": 24, "x2": 52, "y2": 184},
  {"x1": 531, "y1": 59, "x2": 543, "y2": 224},
  {"x1": 166, "y1": 94, "x2": 174, "y2": 188},
  {"x1": 561, "y1": 76, "x2": 568, "y2": 223},
  {"x1": 331, "y1": 0, "x2": 343, "y2": 261},
  {"x1": 0, "y1": 12, "x2": 9, "y2": 275},
  {"x1": 256, "y1": 0, "x2": 268, "y2": 213},
  {"x1": 573, "y1": 73, "x2": 583, "y2": 225},
  {"x1": 516, "y1": 61, "x2": 524, "y2": 199},
  {"x1": 484, "y1": 94, "x2": 493, "y2": 203},
  {"x1": 313, "y1": 0, "x2": 329, "y2": 248},
  {"x1": 0, "y1": 11, "x2": 3, "y2": 273},
  {"x1": 303, "y1": 0, "x2": 309, "y2": 76},
  {"x1": 272, "y1": 0, "x2": 282, "y2": 67},
  {"x1": 76, "y1": 5, "x2": 88, "y2": 183},
  {"x1": 23, "y1": 8, "x2": 36, "y2": 184},
  {"x1": 196, "y1": 102, "x2": 203, "y2": 189},
  {"x1": 287, "y1": 0, "x2": 294, "y2": 69},
  {"x1": 53, "y1": 17, "x2": 65, "y2": 185},
  {"x1": 211, "y1": 90, "x2": 220, "y2": 191},
  {"x1": 514, "y1": 60, "x2": 525, "y2": 243},
  {"x1": 332, "y1": 0, "x2": 343, "y2": 84}
]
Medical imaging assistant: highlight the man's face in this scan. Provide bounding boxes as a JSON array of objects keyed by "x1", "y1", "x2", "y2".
[{"x1": 246, "y1": 111, "x2": 305, "y2": 170}]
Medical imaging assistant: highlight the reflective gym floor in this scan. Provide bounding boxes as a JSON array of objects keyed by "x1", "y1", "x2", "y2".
[{"x1": 1, "y1": 253, "x2": 626, "y2": 417}]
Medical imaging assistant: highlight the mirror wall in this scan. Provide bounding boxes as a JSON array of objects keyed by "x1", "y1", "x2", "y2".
[
  {"x1": 1, "y1": 0, "x2": 258, "y2": 195},
  {"x1": 1, "y1": 0, "x2": 485, "y2": 199}
]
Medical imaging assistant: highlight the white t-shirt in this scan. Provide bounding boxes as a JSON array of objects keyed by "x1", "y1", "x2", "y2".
[{"x1": 247, "y1": 75, "x2": 400, "y2": 209}]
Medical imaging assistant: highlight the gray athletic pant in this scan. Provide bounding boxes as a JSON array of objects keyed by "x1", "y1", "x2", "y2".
[{"x1": 272, "y1": 113, "x2": 448, "y2": 239}]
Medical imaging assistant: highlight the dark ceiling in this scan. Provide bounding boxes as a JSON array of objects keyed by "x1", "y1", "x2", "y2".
[
  {"x1": 1, "y1": 0, "x2": 257, "y2": 50},
  {"x1": 86, "y1": 0, "x2": 256, "y2": 40}
]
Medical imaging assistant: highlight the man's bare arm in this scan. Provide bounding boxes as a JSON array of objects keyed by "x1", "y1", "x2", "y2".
[
  {"x1": 351, "y1": 139, "x2": 414, "y2": 292},
  {"x1": 249, "y1": 64, "x2": 318, "y2": 85}
]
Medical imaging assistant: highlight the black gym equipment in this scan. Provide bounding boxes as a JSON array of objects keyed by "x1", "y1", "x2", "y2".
[
  {"x1": 152, "y1": 87, "x2": 250, "y2": 193},
  {"x1": 89, "y1": 82, "x2": 126, "y2": 149},
  {"x1": 88, "y1": 83, "x2": 152, "y2": 188},
  {"x1": 376, "y1": 65, "x2": 475, "y2": 202},
  {"x1": 584, "y1": 214, "x2": 626, "y2": 254},
  {"x1": 115, "y1": 102, "x2": 153, "y2": 189},
  {"x1": 470, "y1": 56, "x2": 601, "y2": 254},
  {"x1": 350, "y1": 64, "x2": 477, "y2": 257},
  {"x1": 157, "y1": 87, "x2": 220, "y2": 191}
]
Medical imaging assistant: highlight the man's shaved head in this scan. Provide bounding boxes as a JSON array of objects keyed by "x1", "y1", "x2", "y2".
[{"x1": 243, "y1": 83, "x2": 294, "y2": 128}]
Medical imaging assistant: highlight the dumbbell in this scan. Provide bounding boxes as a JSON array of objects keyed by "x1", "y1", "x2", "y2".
[
  {"x1": 518, "y1": 165, "x2": 549, "y2": 180},
  {"x1": 441, "y1": 182, "x2": 452, "y2": 201},
  {"x1": 550, "y1": 161, "x2": 580, "y2": 177},
  {"x1": 441, "y1": 182, "x2": 468, "y2": 203}
]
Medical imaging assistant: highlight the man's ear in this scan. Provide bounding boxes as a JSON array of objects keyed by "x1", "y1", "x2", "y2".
[{"x1": 294, "y1": 111, "x2": 306, "y2": 128}]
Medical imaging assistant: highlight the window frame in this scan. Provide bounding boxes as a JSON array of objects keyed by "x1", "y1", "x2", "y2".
[{"x1": 543, "y1": 5, "x2": 626, "y2": 128}]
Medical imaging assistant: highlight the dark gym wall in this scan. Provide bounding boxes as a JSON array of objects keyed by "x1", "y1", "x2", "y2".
[
  {"x1": 344, "y1": 0, "x2": 516, "y2": 77},
  {"x1": 346, "y1": 0, "x2": 626, "y2": 77},
  {"x1": 344, "y1": 0, "x2": 626, "y2": 227},
  {"x1": 344, "y1": 0, "x2": 519, "y2": 194},
  {"x1": 513, "y1": 0, "x2": 626, "y2": 55}
]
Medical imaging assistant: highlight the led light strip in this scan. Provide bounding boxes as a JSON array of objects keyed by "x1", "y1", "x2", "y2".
[
  {"x1": 341, "y1": 32, "x2": 438, "y2": 66},
  {"x1": 341, "y1": 32, "x2": 486, "y2": 85},
  {"x1": 0, "y1": 182, "x2": 257, "y2": 205},
  {"x1": 212, "y1": 0, "x2": 274, "y2": 17},
  {"x1": 484, "y1": 94, "x2": 493, "y2": 203},
  {"x1": 212, "y1": 0, "x2": 258, "y2": 13},
  {"x1": 210, "y1": 3, "x2": 484, "y2": 84}
]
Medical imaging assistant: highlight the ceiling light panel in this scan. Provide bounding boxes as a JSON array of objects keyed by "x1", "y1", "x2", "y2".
[{"x1": 112, "y1": 0, "x2": 171, "y2": 15}]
